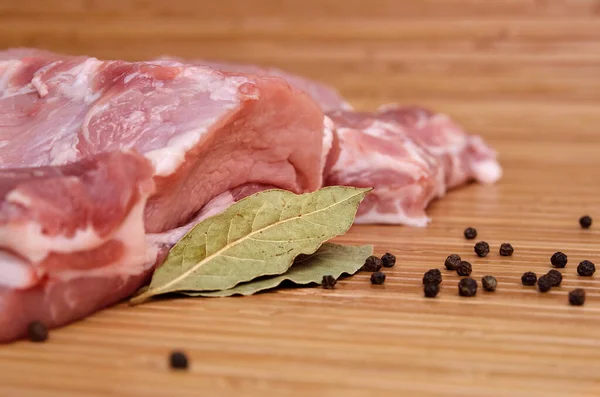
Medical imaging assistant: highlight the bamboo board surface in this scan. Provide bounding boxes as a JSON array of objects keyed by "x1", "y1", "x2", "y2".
[{"x1": 1, "y1": 1, "x2": 600, "y2": 396}]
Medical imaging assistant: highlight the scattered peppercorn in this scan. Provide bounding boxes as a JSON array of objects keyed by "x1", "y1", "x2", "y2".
[
  {"x1": 550, "y1": 252, "x2": 568, "y2": 268},
  {"x1": 456, "y1": 261, "x2": 472, "y2": 277},
  {"x1": 322, "y1": 275, "x2": 337, "y2": 289},
  {"x1": 370, "y1": 271, "x2": 386, "y2": 285},
  {"x1": 499, "y1": 243, "x2": 514, "y2": 256},
  {"x1": 444, "y1": 254, "x2": 462, "y2": 270},
  {"x1": 568, "y1": 289, "x2": 586, "y2": 306},
  {"x1": 537, "y1": 275, "x2": 552, "y2": 293},
  {"x1": 464, "y1": 227, "x2": 477, "y2": 240},
  {"x1": 361, "y1": 255, "x2": 382, "y2": 272},
  {"x1": 521, "y1": 272, "x2": 537, "y2": 286},
  {"x1": 474, "y1": 241, "x2": 490, "y2": 257},
  {"x1": 381, "y1": 252, "x2": 396, "y2": 268},
  {"x1": 546, "y1": 269, "x2": 563, "y2": 287},
  {"x1": 170, "y1": 351, "x2": 189, "y2": 370},
  {"x1": 481, "y1": 275, "x2": 497, "y2": 292},
  {"x1": 424, "y1": 283, "x2": 439, "y2": 298},
  {"x1": 458, "y1": 278, "x2": 478, "y2": 297},
  {"x1": 27, "y1": 321, "x2": 48, "y2": 343},
  {"x1": 579, "y1": 215, "x2": 592, "y2": 229},
  {"x1": 422, "y1": 269, "x2": 442, "y2": 285},
  {"x1": 577, "y1": 260, "x2": 596, "y2": 277}
]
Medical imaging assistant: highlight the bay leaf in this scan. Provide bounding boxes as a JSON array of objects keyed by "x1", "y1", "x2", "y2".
[
  {"x1": 185, "y1": 243, "x2": 373, "y2": 297},
  {"x1": 130, "y1": 186, "x2": 370, "y2": 304}
]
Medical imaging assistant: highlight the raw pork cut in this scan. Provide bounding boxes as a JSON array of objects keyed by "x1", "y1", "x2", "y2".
[
  {"x1": 324, "y1": 111, "x2": 444, "y2": 226},
  {"x1": 376, "y1": 105, "x2": 501, "y2": 188},
  {"x1": 0, "y1": 151, "x2": 156, "y2": 342},
  {"x1": 0, "y1": 51, "x2": 326, "y2": 342},
  {"x1": 166, "y1": 56, "x2": 501, "y2": 225},
  {"x1": 0, "y1": 51, "x2": 326, "y2": 232},
  {"x1": 156, "y1": 56, "x2": 351, "y2": 113},
  {"x1": 323, "y1": 107, "x2": 501, "y2": 225},
  {"x1": 0, "y1": 49, "x2": 502, "y2": 342}
]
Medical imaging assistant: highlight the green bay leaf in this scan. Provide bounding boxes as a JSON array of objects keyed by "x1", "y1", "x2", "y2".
[
  {"x1": 185, "y1": 243, "x2": 373, "y2": 297},
  {"x1": 130, "y1": 186, "x2": 370, "y2": 304}
]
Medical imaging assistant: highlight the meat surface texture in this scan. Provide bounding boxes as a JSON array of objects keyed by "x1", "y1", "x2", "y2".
[
  {"x1": 376, "y1": 104, "x2": 502, "y2": 188},
  {"x1": 165, "y1": 55, "x2": 501, "y2": 225},
  {"x1": 0, "y1": 49, "x2": 502, "y2": 342},
  {"x1": 0, "y1": 50, "x2": 326, "y2": 342},
  {"x1": 324, "y1": 111, "x2": 443, "y2": 226},
  {"x1": 0, "y1": 51, "x2": 326, "y2": 233},
  {"x1": 323, "y1": 107, "x2": 501, "y2": 225},
  {"x1": 156, "y1": 56, "x2": 352, "y2": 113},
  {"x1": 0, "y1": 151, "x2": 156, "y2": 342}
]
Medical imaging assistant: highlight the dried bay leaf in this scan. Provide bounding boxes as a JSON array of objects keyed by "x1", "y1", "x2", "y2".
[
  {"x1": 130, "y1": 186, "x2": 370, "y2": 304},
  {"x1": 185, "y1": 243, "x2": 373, "y2": 297}
]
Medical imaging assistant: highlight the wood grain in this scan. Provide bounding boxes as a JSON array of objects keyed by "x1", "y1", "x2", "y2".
[{"x1": 1, "y1": 1, "x2": 600, "y2": 396}]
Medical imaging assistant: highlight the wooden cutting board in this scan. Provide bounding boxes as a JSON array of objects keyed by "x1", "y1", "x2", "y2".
[{"x1": 1, "y1": 1, "x2": 599, "y2": 396}]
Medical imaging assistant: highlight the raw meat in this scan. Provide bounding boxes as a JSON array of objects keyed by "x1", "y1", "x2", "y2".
[
  {"x1": 163, "y1": 56, "x2": 501, "y2": 225},
  {"x1": 0, "y1": 151, "x2": 156, "y2": 342},
  {"x1": 0, "y1": 51, "x2": 327, "y2": 342},
  {"x1": 156, "y1": 56, "x2": 352, "y2": 113},
  {"x1": 0, "y1": 49, "x2": 502, "y2": 342},
  {"x1": 324, "y1": 108, "x2": 501, "y2": 225},
  {"x1": 324, "y1": 111, "x2": 443, "y2": 226},
  {"x1": 376, "y1": 104, "x2": 502, "y2": 188},
  {"x1": 0, "y1": 51, "x2": 326, "y2": 232}
]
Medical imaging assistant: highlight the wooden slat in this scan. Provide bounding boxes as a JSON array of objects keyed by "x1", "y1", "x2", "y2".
[{"x1": 1, "y1": 0, "x2": 599, "y2": 19}]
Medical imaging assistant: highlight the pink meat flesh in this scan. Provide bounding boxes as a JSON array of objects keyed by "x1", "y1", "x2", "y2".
[
  {"x1": 0, "y1": 52, "x2": 325, "y2": 232},
  {"x1": 323, "y1": 108, "x2": 501, "y2": 225},
  {"x1": 324, "y1": 110, "x2": 444, "y2": 226},
  {"x1": 0, "y1": 51, "x2": 326, "y2": 342},
  {"x1": 0, "y1": 49, "x2": 502, "y2": 342},
  {"x1": 167, "y1": 56, "x2": 501, "y2": 225},
  {"x1": 376, "y1": 104, "x2": 502, "y2": 188},
  {"x1": 156, "y1": 56, "x2": 352, "y2": 113},
  {"x1": 0, "y1": 151, "x2": 156, "y2": 342}
]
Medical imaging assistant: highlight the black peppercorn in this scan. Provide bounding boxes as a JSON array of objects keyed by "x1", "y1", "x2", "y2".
[
  {"x1": 362, "y1": 255, "x2": 382, "y2": 272},
  {"x1": 322, "y1": 275, "x2": 337, "y2": 289},
  {"x1": 546, "y1": 269, "x2": 563, "y2": 287},
  {"x1": 422, "y1": 269, "x2": 442, "y2": 285},
  {"x1": 579, "y1": 215, "x2": 592, "y2": 229},
  {"x1": 444, "y1": 254, "x2": 461, "y2": 270},
  {"x1": 456, "y1": 261, "x2": 472, "y2": 277},
  {"x1": 381, "y1": 253, "x2": 396, "y2": 268},
  {"x1": 537, "y1": 275, "x2": 552, "y2": 293},
  {"x1": 464, "y1": 227, "x2": 477, "y2": 239},
  {"x1": 170, "y1": 351, "x2": 189, "y2": 370},
  {"x1": 521, "y1": 272, "x2": 537, "y2": 286},
  {"x1": 458, "y1": 278, "x2": 477, "y2": 297},
  {"x1": 27, "y1": 321, "x2": 48, "y2": 343},
  {"x1": 474, "y1": 241, "x2": 490, "y2": 257},
  {"x1": 499, "y1": 243, "x2": 514, "y2": 257},
  {"x1": 370, "y1": 271, "x2": 386, "y2": 285},
  {"x1": 568, "y1": 289, "x2": 586, "y2": 306},
  {"x1": 550, "y1": 252, "x2": 568, "y2": 268},
  {"x1": 481, "y1": 275, "x2": 497, "y2": 292},
  {"x1": 424, "y1": 283, "x2": 439, "y2": 298},
  {"x1": 577, "y1": 260, "x2": 596, "y2": 277}
]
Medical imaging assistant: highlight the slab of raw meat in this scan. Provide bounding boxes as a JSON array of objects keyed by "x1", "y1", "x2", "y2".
[
  {"x1": 0, "y1": 50, "x2": 327, "y2": 342},
  {"x1": 0, "y1": 151, "x2": 156, "y2": 342},
  {"x1": 156, "y1": 56, "x2": 352, "y2": 114},
  {"x1": 324, "y1": 108, "x2": 501, "y2": 225},
  {"x1": 0, "y1": 49, "x2": 502, "y2": 342},
  {"x1": 324, "y1": 111, "x2": 444, "y2": 226},
  {"x1": 376, "y1": 104, "x2": 502, "y2": 188},
  {"x1": 160, "y1": 56, "x2": 501, "y2": 225},
  {"x1": 0, "y1": 51, "x2": 326, "y2": 233}
]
